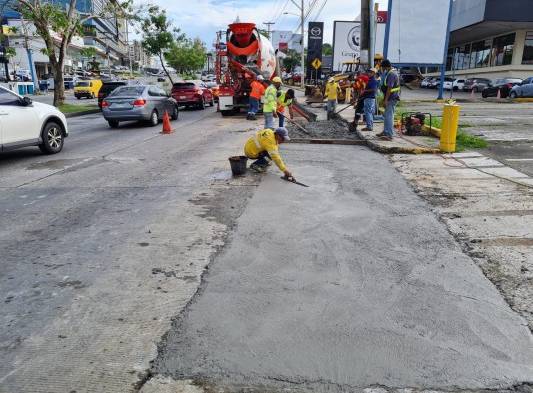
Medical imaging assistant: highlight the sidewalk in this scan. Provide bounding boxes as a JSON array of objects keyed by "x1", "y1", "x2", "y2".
[{"x1": 335, "y1": 103, "x2": 441, "y2": 154}]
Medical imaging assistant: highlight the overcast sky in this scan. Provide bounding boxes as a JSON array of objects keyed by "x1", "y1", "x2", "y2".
[{"x1": 163, "y1": 0, "x2": 389, "y2": 49}]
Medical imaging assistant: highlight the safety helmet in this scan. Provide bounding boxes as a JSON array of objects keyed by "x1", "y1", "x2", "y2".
[{"x1": 272, "y1": 76, "x2": 282, "y2": 83}]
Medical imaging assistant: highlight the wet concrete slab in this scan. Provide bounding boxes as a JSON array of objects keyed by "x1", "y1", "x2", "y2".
[{"x1": 153, "y1": 144, "x2": 533, "y2": 391}]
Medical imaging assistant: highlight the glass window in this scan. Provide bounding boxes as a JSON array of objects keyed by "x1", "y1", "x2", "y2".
[
  {"x1": 523, "y1": 32, "x2": 533, "y2": 65},
  {"x1": 491, "y1": 33, "x2": 515, "y2": 66},
  {"x1": 0, "y1": 88, "x2": 21, "y2": 105},
  {"x1": 446, "y1": 48, "x2": 453, "y2": 71},
  {"x1": 471, "y1": 39, "x2": 492, "y2": 68}
]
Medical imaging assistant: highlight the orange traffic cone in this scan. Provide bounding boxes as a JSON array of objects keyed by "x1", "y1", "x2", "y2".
[
  {"x1": 161, "y1": 111, "x2": 173, "y2": 134},
  {"x1": 496, "y1": 88, "x2": 501, "y2": 100}
]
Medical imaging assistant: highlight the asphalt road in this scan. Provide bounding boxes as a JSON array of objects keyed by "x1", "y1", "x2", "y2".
[
  {"x1": 2, "y1": 106, "x2": 532, "y2": 392},
  {"x1": 0, "y1": 105, "x2": 260, "y2": 392}
]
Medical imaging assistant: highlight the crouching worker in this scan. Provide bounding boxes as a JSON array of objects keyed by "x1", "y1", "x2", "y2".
[{"x1": 244, "y1": 127, "x2": 292, "y2": 178}]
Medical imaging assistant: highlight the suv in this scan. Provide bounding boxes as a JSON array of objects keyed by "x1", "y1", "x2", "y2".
[
  {"x1": 463, "y1": 78, "x2": 492, "y2": 92},
  {"x1": 171, "y1": 81, "x2": 214, "y2": 109},
  {"x1": 98, "y1": 81, "x2": 128, "y2": 108}
]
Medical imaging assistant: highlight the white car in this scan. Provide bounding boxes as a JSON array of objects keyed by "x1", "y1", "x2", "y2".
[
  {"x1": 452, "y1": 79, "x2": 466, "y2": 91},
  {"x1": 0, "y1": 86, "x2": 68, "y2": 154}
]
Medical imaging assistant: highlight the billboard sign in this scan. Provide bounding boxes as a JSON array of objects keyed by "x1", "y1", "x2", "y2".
[
  {"x1": 385, "y1": 0, "x2": 452, "y2": 65},
  {"x1": 306, "y1": 22, "x2": 324, "y2": 81},
  {"x1": 332, "y1": 21, "x2": 361, "y2": 72}
]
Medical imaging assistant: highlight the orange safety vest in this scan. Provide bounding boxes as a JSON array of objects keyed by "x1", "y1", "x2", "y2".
[{"x1": 250, "y1": 80, "x2": 266, "y2": 99}]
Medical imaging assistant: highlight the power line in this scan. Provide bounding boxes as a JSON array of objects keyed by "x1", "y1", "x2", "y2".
[{"x1": 312, "y1": 0, "x2": 328, "y2": 21}]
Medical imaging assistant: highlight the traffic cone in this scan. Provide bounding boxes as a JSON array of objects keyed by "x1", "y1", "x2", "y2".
[
  {"x1": 496, "y1": 88, "x2": 501, "y2": 100},
  {"x1": 161, "y1": 111, "x2": 173, "y2": 134}
]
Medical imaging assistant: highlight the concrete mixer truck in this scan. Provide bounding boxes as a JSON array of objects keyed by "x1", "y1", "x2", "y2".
[{"x1": 215, "y1": 22, "x2": 277, "y2": 116}]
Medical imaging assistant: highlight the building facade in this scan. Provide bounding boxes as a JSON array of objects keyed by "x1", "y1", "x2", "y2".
[
  {"x1": 128, "y1": 40, "x2": 151, "y2": 70},
  {"x1": 425, "y1": 0, "x2": 533, "y2": 79},
  {"x1": 0, "y1": 0, "x2": 128, "y2": 79}
]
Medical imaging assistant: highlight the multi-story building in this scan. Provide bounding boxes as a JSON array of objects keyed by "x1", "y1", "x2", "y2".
[
  {"x1": 0, "y1": 0, "x2": 128, "y2": 79},
  {"x1": 129, "y1": 40, "x2": 151, "y2": 70},
  {"x1": 425, "y1": 0, "x2": 533, "y2": 80}
]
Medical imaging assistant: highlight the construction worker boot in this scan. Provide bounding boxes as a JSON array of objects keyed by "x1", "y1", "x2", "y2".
[{"x1": 250, "y1": 163, "x2": 267, "y2": 173}]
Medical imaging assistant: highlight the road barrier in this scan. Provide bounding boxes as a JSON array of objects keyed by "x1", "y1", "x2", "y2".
[{"x1": 440, "y1": 104, "x2": 460, "y2": 153}]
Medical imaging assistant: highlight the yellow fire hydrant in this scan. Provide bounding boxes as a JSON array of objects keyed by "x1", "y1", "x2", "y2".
[{"x1": 440, "y1": 104, "x2": 460, "y2": 153}]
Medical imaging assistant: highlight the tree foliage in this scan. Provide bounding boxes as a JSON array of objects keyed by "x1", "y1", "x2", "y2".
[
  {"x1": 282, "y1": 49, "x2": 301, "y2": 72},
  {"x1": 140, "y1": 5, "x2": 184, "y2": 84},
  {"x1": 322, "y1": 43, "x2": 333, "y2": 56},
  {"x1": 165, "y1": 37, "x2": 206, "y2": 76}
]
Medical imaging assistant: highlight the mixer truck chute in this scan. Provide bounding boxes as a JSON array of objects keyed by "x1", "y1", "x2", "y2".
[{"x1": 216, "y1": 22, "x2": 277, "y2": 116}]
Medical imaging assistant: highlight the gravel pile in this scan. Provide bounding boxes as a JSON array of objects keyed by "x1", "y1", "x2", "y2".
[{"x1": 287, "y1": 119, "x2": 360, "y2": 140}]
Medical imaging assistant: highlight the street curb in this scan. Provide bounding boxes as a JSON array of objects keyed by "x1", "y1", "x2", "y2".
[
  {"x1": 64, "y1": 109, "x2": 101, "y2": 118},
  {"x1": 337, "y1": 116, "x2": 441, "y2": 155},
  {"x1": 293, "y1": 101, "x2": 317, "y2": 122},
  {"x1": 289, "y1": 138, "x2": 366, "y2": 145}
]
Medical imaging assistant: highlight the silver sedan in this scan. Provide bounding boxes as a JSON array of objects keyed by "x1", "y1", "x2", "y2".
[{"x1": 101, "y1": 85, "x2": 179, "y2": 128}]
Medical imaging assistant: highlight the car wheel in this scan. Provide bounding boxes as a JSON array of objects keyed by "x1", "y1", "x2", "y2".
[
  {"x1": 510, "y1": 91, "x2": 517, "y2": 99},
  {"x1": 76, "y1": 96, "x2": 81, "y2": 100},
  {"x1": 482, "y1": 91, "x2": 488, "y2": 98},
  {"x1": 171, "y1": 105, "x2": 179, "y2": 120},
  {"x1": 39, "y1": 121, "x2": 64, "y2": 154},
  {"x1": 149, "y1": 110, "x2": 159, "y2": 126},
  {"x1": 108, "y1": 120, "x2": 120, "y2": 128}
]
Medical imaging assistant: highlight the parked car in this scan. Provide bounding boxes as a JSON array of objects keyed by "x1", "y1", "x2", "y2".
[
  {"x1": 74, "y1": 79, "x2": 102, "y2": 99},
  {"x1": 206, "y1": 81, "x2": 219, "y2": 103},
  {"x1": 441, "y1": 77, "x2": 456, "y2": 90},
  {"x1": 452, "y1": 79, "x2": 466, "y2": 91},
  {"x1": 509, "y1": 77, "x2": 533, "y2": 98},
  {"x1": 463, "y1": 78, "x2": 492, "y2": 92},
  {"x1": 171, "y1": 80, "x2": 214, "y2": 109},
  {"x1": 98, "y1": 80, "x2": 128, "y2": 108},
  {"x1": 420, "y1": 77, "x2": 432, "y2": 88},
  {"x1": 427, "y1": 78, "x2": 440, "y2": 89},
  {"x1": 101, "y1": 85, "x2": 178, "y2": 128},
  {"x1": 63, "y1": 76, "x2": 78, "y2": 90},
  {"x1": 481, "y1": 78, "x2": 522, "y2": 98},
  {"x1": 0, "y1": 86, "x2": 68, "y2": 154}
]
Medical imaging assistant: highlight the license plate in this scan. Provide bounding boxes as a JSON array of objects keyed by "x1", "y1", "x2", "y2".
[
  {"x1": 113, "y1": 102, "x2": 130, "y2": 109},
  {"x1": 179, "y1": 96, "x2": 187, "y2": 100}
]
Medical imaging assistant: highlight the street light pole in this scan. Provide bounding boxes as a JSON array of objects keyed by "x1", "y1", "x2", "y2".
[{"x1": 263, "y1": 22, "x2": 275, "y2": 38}]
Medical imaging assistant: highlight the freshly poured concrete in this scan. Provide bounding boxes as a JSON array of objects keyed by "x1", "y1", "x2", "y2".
[{"x1": 154, "y1": 144, "x2": 533, "y2": 391}]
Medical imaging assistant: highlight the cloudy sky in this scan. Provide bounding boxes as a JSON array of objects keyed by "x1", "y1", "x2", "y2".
[{"x1": 163, "y1": 0, "x2": 389, "y2": 48}]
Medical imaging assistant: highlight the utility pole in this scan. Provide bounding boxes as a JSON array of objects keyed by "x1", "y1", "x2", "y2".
[
  {"x1": 126, "y1": 19, "x2": 132, "y2": 78},
  {"x1": 300, "y1": 0, "x2": 304, "y2": 88},
  {"x1": 263, "y1": 22, "x2": 275, "y2": 38}
]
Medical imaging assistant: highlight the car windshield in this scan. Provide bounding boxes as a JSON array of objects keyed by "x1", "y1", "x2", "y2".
[
  {"x1": 76, "y1": 81, "x2": 90, "y2": 87},
  {"x1": 110, "y1": 86, "x2": 145, "y2": 97},
  {"x1": 173, "y1": 83, "x2": 196, "y2": 89}
]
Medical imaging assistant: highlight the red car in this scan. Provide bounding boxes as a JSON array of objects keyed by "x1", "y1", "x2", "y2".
[{"x1": 171, "y1": 80, "x2": 214, "y2": 109}]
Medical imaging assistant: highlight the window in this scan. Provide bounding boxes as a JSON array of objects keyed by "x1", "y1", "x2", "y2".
[
  {"x1": 0, "y1": 88, "x2": 21, "y2": 105},
  {"x1": 470, "y1": 39, "x2": 492, "y2": 68},
  {"x1": 491, "y1": 33, "x2": 515, "y2": 66},
  {"x1": 523, "y1": 32, "x2": 533, "y2": 65}
]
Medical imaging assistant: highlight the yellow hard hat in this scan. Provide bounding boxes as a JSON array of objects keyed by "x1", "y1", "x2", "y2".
[{"x1": 272, "y1": 76, "x2": 282, "y2": 83}]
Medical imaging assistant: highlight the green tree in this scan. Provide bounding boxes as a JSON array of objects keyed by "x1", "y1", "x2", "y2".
[
  {"x1": 282, "y1": 49, "x2": 301, "y2": 73},
  {"x1": 322, "y1": 43, "x2": 333, "y2": 56},
  {"x1": 165, "y1": 37, "x2": 206, "y2": 76},
  {"x1": 13, "y1": 0, "x2": 133, "y2": 106},
  {"x1": 140, "y1": 6, "x2": 184, "y2": 84}
]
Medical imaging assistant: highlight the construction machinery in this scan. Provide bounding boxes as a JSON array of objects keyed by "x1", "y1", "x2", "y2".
[{"x1": 215, "y1": 22, "x2": 277, "y2": 116}]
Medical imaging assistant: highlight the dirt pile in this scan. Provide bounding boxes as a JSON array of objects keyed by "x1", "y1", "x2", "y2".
[{"x1": 287, "y1": 119, "x2": 360, "y2": 140}]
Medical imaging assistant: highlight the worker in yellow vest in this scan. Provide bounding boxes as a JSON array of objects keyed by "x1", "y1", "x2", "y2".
[
  {"x1": 378, "y1": 59, "x2": 401, "y2": 141},
  {"x1": 244, "y1": 127, "x2": 292, "y2": 177},
  {"x1": 263, "y1": 77, "x2": 282, "y2": 129},
  {"x1": 276, "y1": 88, "x2": 295, "y2": 127},
  {"x1": 324, "y1": 78, "x2": 341, "y2": 120}
]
